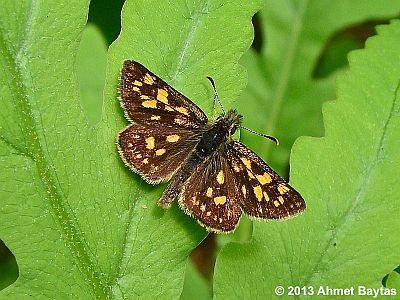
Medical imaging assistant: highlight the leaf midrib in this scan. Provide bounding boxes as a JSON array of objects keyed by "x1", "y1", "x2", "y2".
[
  {"x1": 170, "y1": 0, "x2": 209, "y2": 83},
  {"x1": 0, "y1": 13, "x2": 111, "y2": 300}
]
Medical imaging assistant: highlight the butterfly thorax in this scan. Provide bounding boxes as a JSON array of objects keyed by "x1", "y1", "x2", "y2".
[{"x1": 196, "y1": 109, "x2": 242, "y2": 158}]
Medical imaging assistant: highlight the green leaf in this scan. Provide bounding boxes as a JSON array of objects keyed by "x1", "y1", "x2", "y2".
[
  {"x1": 180, "y1": 261, "x2": 212, "y2": 300},
  {"x1": 386, "y1": 271, "x2": 400, "y2": 290},
  {"x1": 236, "y1": 0, "x2": 400, "y2": 176},
  {"x1": 0, "y1": 0, "x2": 262, "y2": 299},
  {"x1": 105, "y1": 0, "x2": 262, "y2": 297},
  {"x1": 76, "y1": 24, "x2": 107, "y2": 125},
  {"x1": 215, "y1": 20, "x2": 400, "y2": 299}
]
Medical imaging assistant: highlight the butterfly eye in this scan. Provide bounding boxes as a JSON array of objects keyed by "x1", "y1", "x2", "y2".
[{"x1": 230, "y1": 124, "x2": 238, "y2": 135}]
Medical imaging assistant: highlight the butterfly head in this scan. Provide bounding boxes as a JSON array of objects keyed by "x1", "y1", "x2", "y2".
[{"x1": 217, "y1": 109, "x2": 243, "y2": 136}]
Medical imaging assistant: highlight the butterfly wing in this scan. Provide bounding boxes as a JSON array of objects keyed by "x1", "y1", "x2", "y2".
[
  {"x1": 118, "y1": 124, "x2": 201, "y2": 184},
  {"x1": 120, "y1": 60, "x2": 208, "y2": 129},
  {"x1": 178, "y1": 150, "x2": 242, "y2": 233},
  {"x1": 226, "y1": 141, "x2": 305, "y2": 219},
  {"x1": 118, "y1": 60, "x2": 208, "y2": 183}
]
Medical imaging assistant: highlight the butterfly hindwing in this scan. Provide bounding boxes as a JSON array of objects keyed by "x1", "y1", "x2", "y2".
[
  {"x1": 118, "y1": 124, "x2": 201, "y2": 184},
  {"x1": 120, "y1": 60, "x2": 208, "y2": 129},
  {"x1": 226, "y1": 141, "x2": 305, "y2": 219},
  {"x1": 178, "y1": 150, "x2": 242, "y2": 233}
]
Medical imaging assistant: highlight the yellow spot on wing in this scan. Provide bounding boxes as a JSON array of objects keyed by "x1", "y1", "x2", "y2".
[
  {"x1": 166, "y1": 135, "x2": 180, "y2": 142},
  {"x1": 200, "y1": 204, "x2": 206, "y2": 212},
  {"x1": 133, "y1": 80, "x2": 143, "y2": 86},
  {"x1": 151, "y1": 115, "x2": 160, "y2": 120},
  {"x1": 140, "y1": 95, "x2": 149, "y2": 99},
  {"x1": 214, "y1": 196, "x2": 226, "y2": 205},
  {"x1": 233, "y1": 165, "x2": 240, "y2": 172},
  {"x1": 132, "y1": 87, "x2": 140, "y2": 92},
  {"x1": 278, "y1": 196, "x2": 284, "y2": 204},
  {"x1": 206, "y1": 187, "x2": 213, "y2": 197},
  {"x1": 144, "y1": 73, "x2": 154, "y2": 85},
  {"x1": 278, "y1": 184, "x2": 289, "y2": 194},
  {"x1": 156, "y1": 148, "x2": 166, "y2": 156},
  {"x1": 241, "y1": 185, "x2": 247, "y2": 196},
  {"x1": 176, "y1": 107, "x2": 189, "y2": 115},
  {"x1": 253, "y1": 185, "x2": 263, "y2": 201},
  {"x1": 274, "y1": 200, "x2": 280, "y2": 207},
  {"x1": 247, "y1": 170, "x2": 255, "y2": 179},
  {"x1": 217, "y1": 170, "x2": 224, "y2": 185},
  {"x1": 157, "y1": 89, "x2": 168, "y2": 103},
  {"x1": 165, "y1": 106, "x2": 174, "y2": 111},
  {"x1": 263, "y1": 191, "x2": 269, "y2": 201},
  {"x1": 256, "y1": 172, "x2": 272, "y2": 185},
  {"x1": 136, "y1": 154, "x2": 142, "y2": 158},
  {"x1": 145, "y1": 137, "x2": 155, "y2": 149},
  {"x1": 142, "y1": 100, "x2": 157, "y2": 108},
  {"x1": 241, "y1": 157, "x2": 251, "y2": 169},
  {"x1": 143, "y1": 158, "x2": 149, "y2": 164}
]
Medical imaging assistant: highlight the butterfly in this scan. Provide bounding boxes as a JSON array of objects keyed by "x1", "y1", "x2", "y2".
[{"x1": 117, "y1": 60, "x2": 306, "y2": 233}]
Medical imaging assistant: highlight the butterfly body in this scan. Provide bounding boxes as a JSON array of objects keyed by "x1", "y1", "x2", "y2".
[
  {"x1": 158, "y1": 110, "x2": 241, "y2": 208},
  {"x1": 118, "y1": 60, "x2": 305, "y2": 233}
]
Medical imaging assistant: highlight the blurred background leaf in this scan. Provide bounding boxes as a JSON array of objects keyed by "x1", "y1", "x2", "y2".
[
  {"x1": 236, "y1": 0, "x2": 400, "y2": 177},
  {"x1": 76, "y1": 23, "x2": 108, "y2": 125}
]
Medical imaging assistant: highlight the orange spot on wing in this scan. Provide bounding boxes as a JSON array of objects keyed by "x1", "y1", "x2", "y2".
[
  {"x1": 145, "y1": 137, "x2": 155, "y2": 149},
  {"x1": 142, "y1": 100, "x2": 157, "y2": 108},
  {"x1": 214, "y1": 196, "x2": 226, "y2": 205},
  {"x1": 256, "y1": 173, "x2": 272, "y2": 185},
  {"x1": 156, "y1": 148, "x2": 166, "y2": 156},
  {"x1": 157, "y1": 89, "x2": 168, "y2": 103},
  {"x1": 144, "y1": 73, "x2": 154, "y2": 85},
  {"x1": 253, "y1": 186, "x2": 263, "y2": 201},
  {"x1": 166, "y1": 135, "x2": 180, "y2": 142}
]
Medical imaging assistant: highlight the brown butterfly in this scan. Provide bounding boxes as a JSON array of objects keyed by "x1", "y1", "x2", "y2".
[{"x1": 117, "y1": 60, "x2": 305, "y2": 233}]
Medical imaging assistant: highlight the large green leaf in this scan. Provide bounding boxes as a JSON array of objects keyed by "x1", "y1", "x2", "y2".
[
  {"x1": 236, "y1": 0, "x2": 400, "y2": 176},
  {"x1": 0, "y1": 0, "x2": 262, "y2": 299},
  {"x1": 105, "y1": 1, "x2": 261, "y2": 296},
  {"x1": 215, "y1": 20, "x2": 400, "y2": 299}
]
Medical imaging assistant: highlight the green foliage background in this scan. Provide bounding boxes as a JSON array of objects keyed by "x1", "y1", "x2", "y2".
[{"x1": 1, "y1": 0, "x2": 400, "y2": 299}]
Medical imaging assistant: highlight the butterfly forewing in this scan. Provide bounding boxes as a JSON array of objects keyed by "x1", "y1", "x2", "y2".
[
  {"x1": 227, "y1": 141, "x2": 305, "y2": 219},
  {"x1": 120, "y1": 60, "x2": 208, "y2": 129},
  {"x1": 179, "y1": 151, "x2": 242, "y2": 233},
  {"x1": 118, "y1": 124, "x2": 201, "y2": 184}
]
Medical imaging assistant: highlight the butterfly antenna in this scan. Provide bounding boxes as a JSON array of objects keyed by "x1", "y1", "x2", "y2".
[
  {"x1": 240, "y1": 125, "x2": 280, "y2": 145},
  {"x1": 206, "y1": 76, "x2": 225, "y2": 115}
]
